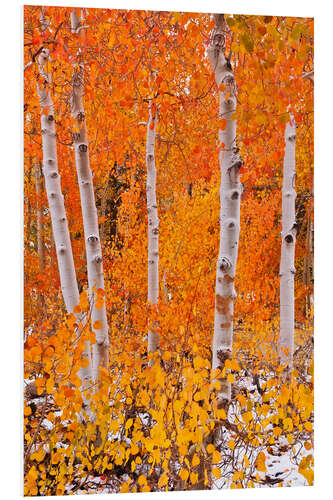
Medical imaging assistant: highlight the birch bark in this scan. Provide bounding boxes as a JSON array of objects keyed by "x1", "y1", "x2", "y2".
[
  {"x1": 37, "y1": 48, "x2": 78, "y2": 314},
  {"x1": 37, "y1": 48, "x2": 92, "y2": 393},
  {"x1": 279, "y1": 115, "x2": 297, "y2": 366},
  {"x1": 207, "y1": 14, "x2": 243, "y2": 404},
  {"x1": 34, "y1": 160, "x2": 45, "y2": 270},
  {"x1": 71, "y1": 9, "x2": 109, "y2": 379},
  {"x1": 146, "y1": 101, "x2": 160, "y2": 354}
]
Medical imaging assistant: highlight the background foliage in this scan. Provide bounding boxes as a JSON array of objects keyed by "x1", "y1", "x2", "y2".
[{"x1": 24, "y1": 6, "x2": 313, "y2": 495}]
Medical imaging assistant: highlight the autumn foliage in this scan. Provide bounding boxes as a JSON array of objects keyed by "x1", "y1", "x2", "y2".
[{"x1": 24, "y1": 6, "x2": 313, "y2": 495}]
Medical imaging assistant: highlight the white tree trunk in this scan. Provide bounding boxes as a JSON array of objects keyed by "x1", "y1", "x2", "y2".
[
  {"x1": 279, "y1": 115, "x2": 297, "y2": 366},
  {"x1": 34, "y1": 160, "x2": 45, "y2": 270},
  {"x1": 71, "y1": 10, "x2": 109, "y2": 379},
  {"x1": 146, "y1": 101, "x2": 160, "y2": 354},
  {"x1": 207, "y1": 15, "x2": 243, "y2": 404},
  {"x1": 37, "y1": 48, "x2": 92, "y2": 396}
]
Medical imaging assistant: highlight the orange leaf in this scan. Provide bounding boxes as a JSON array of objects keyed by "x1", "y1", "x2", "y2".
[
  {"x1": 219, "y1": 118, "x2": 227, "y2": 130},
  {"x1": 64, "y1": 387, "x2": 74, "y2": 398}
]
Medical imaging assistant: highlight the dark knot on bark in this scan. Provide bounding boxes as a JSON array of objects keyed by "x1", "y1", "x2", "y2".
[
  {"x1": 226, "y1": 218, "x2": 236, "y2": 229},
  {"x1": 219, "y1": 256, "x2": 232, "y2": 272},
  {"x1": 217, "y1": 348, "x2": 232, "y2": 370},
  {"x1": 284, "y1": 233, "x2": 294, "y2": 244},
  {"x1": 77, "y1": 111, "x2": 85, "y2": 123},
  {"x1": 87, "y1": 234, "x2": 99, "y2": 244},
  {"x1": 78, "y1": 143, "x2": 88, "y2": 153}
]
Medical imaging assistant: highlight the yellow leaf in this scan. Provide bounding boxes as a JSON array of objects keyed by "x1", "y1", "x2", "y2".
[
  {"x1": 125, "y1": 418, "x2": 133, "y2": 430},
  {"x1": 211, "y1": 368, "x2": 221, "y2": 379},
  {"x1": 138, "y1": 475, "x2": 147, "y2": 486},
  {"x1": 46, "y1": 377, "x2": 54, "y2": 395},
  {"x1": 190, "y1": 472, "x2": 198, "y2": 484},
  {"x1": 158, "y1": 472, "x2": 168, "y2": 488},
  {"x1": 213, "y1": 450, "x2": 222, "y2": 464},
  {"x1": 71, "y1": 375, "x2": 82, "y2": 388},
  {"x1": 273, "y1": 426, "x2": 282, "y2": 437},
  {"x1": 298, "y1": 456, "x2": 314, "y2": 485},
  {"x1": 227, "y1": 373, "x2": 234, "y2": 384},
  {"x1": 230, "y1": 359, "x2": 241, "y2": 371},
  {"x1": 228, "y1": 439, "x2": 235, "y2": 451},
  {"x1": 212, "y1": 467, "x2": 221, "y2": 479},
  {"x1": 255, "y1": 452, "x2": 267, "y2": 473},
  {"x1": 237, "y1": 394, "x2": 247, "y2": 407},
  {"x1": 194, "y1": 391, "x2": 204, "y2": 402},
  {"x1": 34, "y1": 447, "x2": 46, "y2": 462},
  {"x1": 216, "y1": 408, "x2": 226, "y2": 419},
  {"x1": 207, "y1": 444, "x2": 215, "y2": 454},
  {"x1": 162, "y1": 351, "x2": 171, "y2": 361},
  {"x1": 242, "y1": 411, "x2": 252, "y2": 424},
  {"x1": 179, "y1": 468, "x2": 189, "y2": 481},
  {"x1": 233, "y1": 470, "x2": 244, "y2": 481},
  {"x1": 120, "y1": 482, "x2": 130, "y2": 493},
  {"x1": 283, "y1": 417, "x2": 293, "y2": 431},
  {"x1": 192, "y1": 454, "x2": 200, "y2": 467},
  {"x1": 24, "y1": 406, "x2": 32, "y2": 416},
  {"x1": 304, "y1": 421, "x2": 312, "y2": 432}
]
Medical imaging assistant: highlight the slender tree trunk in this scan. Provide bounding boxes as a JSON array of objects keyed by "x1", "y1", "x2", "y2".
[
  {"x1": 25, "y1": 156, "x2": 33, "y2": 256},
  {"x1": 303, "y1": 213, "x2": 311, "y2": 314},
  {"x1": 146, "y1": 101, "x2": 160, "y2": 354},
  {"x1": 163, "y1": 271, "x2": 171, "y2": 304},
  {"x1": 71, "y1": 9, "x2": 109, "y2": 379},
  {"x1": 34, "y1": 160, "x2": 45, "y2": 270},
  {"x1": 37, "y1": 47, "x2": 92, "y2": 395},
  {"x1": 207, "y1": 14, "x2": 243, "y2": 405},
  {"x1": 99, "y1": 175, "x2": 110, "y2": 246},
  {"x1": 279, "y1": 114, "x2": 297, "y2": 366}
]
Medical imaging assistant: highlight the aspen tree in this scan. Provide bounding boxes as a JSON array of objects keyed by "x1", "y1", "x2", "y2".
[
  {"x1": 34, "y1": 160, "x2": 44, "y2": 270},
  {"x1": 279, "y1": 114, "x2": 297, "y2": 366},
  {"x1": 71, "y1": 9, "x2": 109, "y2": 379},
  {"x1": 146, "y1": 101, "x2": 160, "y2": 354},
  {"x1": 37, "y1": 47, "x2": 92, "y2": 394},
  {"x1": 207, "y1": 14, "x2": 243, "y2": 404}
]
